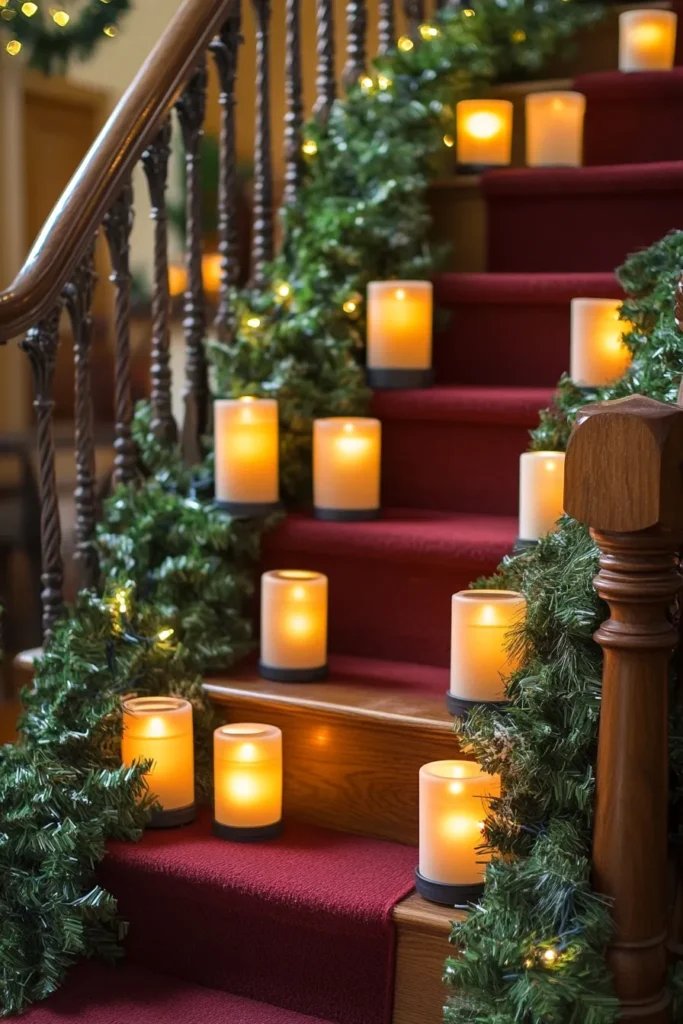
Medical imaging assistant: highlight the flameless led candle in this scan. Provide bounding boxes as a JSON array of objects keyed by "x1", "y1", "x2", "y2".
[
  {"x1": 525, "y1": 91, "x2": 585, "y2": 167},
  {"x1": 456, "y1": 99, "x2": 513, "y2": 170},
  {"x1": 366, "y1": 281, "x2": 433, "y2": 388},
  {"x1": 313, "y1": 417, "x2": 381, "y2": 521},
  {"x1": 448, "y1": 590, "x2": 526, "y2": 716},
  {"x1": 570, "y1": 298, "x2": 632, "y2": 388},
  {"x1": 518, "y1": 451, "x2": 566, "y2": 544},
  {"x1": 213, "y1": 723, "x2": 283, "y2": 841},
  {"x1": 121, "y1": 696, "x2": 195, "y2": 828},
  {"x1": 415, "y1": 760, "x2": 501, "y2": 905},
  {"x1": 260, "y1": 569, "x2": 328, "y2": 682},
  {"x1": 214, "y1": 397, "x2": 280, "y2": 516},
  {"x1": 619, "y1": 10, "x2": 677, "y2": 71}
]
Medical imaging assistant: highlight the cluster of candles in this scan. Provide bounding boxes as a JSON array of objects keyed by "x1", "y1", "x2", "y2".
[{"x1": 455, "y1": 10, "x2": 677, "y2": 171}]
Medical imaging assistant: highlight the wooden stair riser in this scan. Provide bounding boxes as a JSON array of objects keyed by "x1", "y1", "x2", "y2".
[{"x1": 392, "y1": 894, "x2": 464, "y2": 1024}]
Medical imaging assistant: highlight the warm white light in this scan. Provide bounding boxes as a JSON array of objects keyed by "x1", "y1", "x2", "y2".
[
  {"x1": 302, "y1": 139, "x2": 318, "y2": 156},
  {"x1": 246, "y1": 316, "x2": 261, "y2": 329},
  {"x1": 398, "y1": 35, "x2": 414, "y2": 51},
  {"x1": 467, "y1": 112, "x2": 502, "y2": 140},
  {"x1": 157, "y1": 627, "x2": 174, "y2": 642},
  {"x1": 359, "y1": 75, "x2": 374, "y2": 92}
]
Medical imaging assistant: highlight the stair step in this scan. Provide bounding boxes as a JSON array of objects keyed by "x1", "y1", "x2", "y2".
[
  {"x1": 392, "y1": 895, "x2": 464, "y2": 1024},
  {"x1": 578, "y1": 69, "x2": 683, "y2": 166},
  {"x1": 433, "y1": 272, "x2": 622, "y2": 387},
  {"x1": 99, "y1": 812, "x2": 416, "y2": 1024},
  {"x1": 262, "y1": 511, "x2": 517, "y2": 666},
  {"x1": 206, "y1": 653, "x2": 456, "y2": 845},
  {"x1": 484, "y1": 160, "x2": 683, "y2": 272},
  {"x1": 371, "y1": 386, "x2": 551, "y2": 515},
  {"x1": 21, "y1": 961, "x2": 334, "y2": 1023}
]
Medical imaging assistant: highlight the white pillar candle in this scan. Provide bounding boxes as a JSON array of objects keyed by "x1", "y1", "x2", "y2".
[
  {"x1": 456, "y1": 99, "x2": 513, "y2": 168},
  {"x1": 418, "y1": 760, "x2": 501, "y2": 894},
  {"x1": 619, "y1": 10, "x2": 677, "y2": 71},
  {"x1": 214, "y1": 397, "x2": 279, "y2": 513},
  {"x1": 570, "y1": 298, "x2": 632, "y2": 388},
  {"x1": 213, "y1": 723, "x2": 283, "y2": 840},
  {"x1": 313, "y1": 418, "x2": 381, "y2": 520},
  {"x1": 525, "y1": 91, "x2": 586, "y2": 167},
  {"x1": 366, "y1": 281, "x2": 433, "y2": 388},
  {"x1": 449, "y1": 590, "x2": 527, "y2": 708},
  {"x1": 260, "y1": 570, "x2": 328, "y2": 681},
  {"x1": 519, "y1": 451, "x2": 566, "y2": 542}
]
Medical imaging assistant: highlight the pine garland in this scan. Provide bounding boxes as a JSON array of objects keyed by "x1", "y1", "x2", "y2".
[{"x1": 0, "y1": 1, "x2": 131, "y2": 74}]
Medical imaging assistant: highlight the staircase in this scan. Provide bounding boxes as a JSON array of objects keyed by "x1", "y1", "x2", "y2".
[{"x1": 5, "y1": 0, "x2": 683, "y2": 1022}]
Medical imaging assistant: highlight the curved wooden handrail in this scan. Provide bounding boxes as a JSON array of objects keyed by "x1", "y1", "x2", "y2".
[{"x1": 0, "y1": 0, "x2": 236, "y2": 343}]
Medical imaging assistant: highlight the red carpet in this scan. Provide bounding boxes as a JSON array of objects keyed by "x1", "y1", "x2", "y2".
[
  {"x1": 22, "y1": 962, "x2": 333, "y2": 1023},
  {"x1": 98, "y1": 812, "x2": 417, "y2": 1024}
]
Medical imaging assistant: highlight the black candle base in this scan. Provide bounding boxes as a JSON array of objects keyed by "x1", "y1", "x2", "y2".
[
  {"x1": 314, "y1": 507, "x2": 381, "y2": 522},
  {"x1": 213, "y1": 819, "x2": 283, "y2": 843},
  {"x1": 456, "y1": 163, "x2": 503, "y2": 176},
  {"x1": 513, "y1": 537, "x2": 540, "y2": 555},
  {"x1": 414, "y1": 868, "x2": 485, "y2": 907},
  {"x1": 446, "y1": 691, "x2": 509, "y2": 719},
  {"x1": 366, "y1": 368, "x2": 433, "y2": 390},
  {"x1": 259, "y1": 662, "x2": 329, "y2": 683},
  {"x1": 214, "y1": 499, "x2": 282, "y2": 518},
  {"x1": 147, "y1": 803, "x2": 196, "y2": 829}
]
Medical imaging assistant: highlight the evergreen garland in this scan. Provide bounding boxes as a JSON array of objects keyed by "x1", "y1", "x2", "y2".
[{"x1": 0, "y1": 0, "x2": 131, "y2": 73}]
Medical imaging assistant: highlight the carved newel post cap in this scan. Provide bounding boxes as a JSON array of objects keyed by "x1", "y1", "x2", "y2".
[{"x1": 564, "y1": 394, "x2": 683, "y2": 533}]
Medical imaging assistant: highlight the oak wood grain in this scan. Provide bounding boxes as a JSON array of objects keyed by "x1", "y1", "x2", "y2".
[{"x1": 392, "y1": 895, "x2": 466, "y2": 1024}]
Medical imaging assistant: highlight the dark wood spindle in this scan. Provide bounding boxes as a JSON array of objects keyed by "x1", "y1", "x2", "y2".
[
  {"x1": 404, "y1": 0, "x2": 425, "y2": 35},
  {"x1": 377, "y1": 0, "x2": 395, "y2": 55},
  {"x1": 20, "y1": 304, "x2": 65, "y2": 642},
  {"x1": 141, "y1": 118, "x2": 176, "y2": 445},
  {"x1": 210, "y1": 2, "x2": 243, "y2": 340},
  {"x1": 314, "y1": 0, "x2": 337, "y2": 121},
  {"x1": 103, "y1": 181, "x2": 137, "y2": 488},
  {"x1": 175, "y1": 61, "x2": 209, "y2": 467},
  {"x1": 284, "y1": 0, "x2": 304, "y2": 206},
  {"x1": 565, "y1": 394, "x2": 683, "y2": 1024},
  {"x1": 251, "y1": 0, "x2": 274, "y2": 289},
  {"x1": 343, "y1": 1, "x2": 367, "y2": 89},
  {"x1": 63, "y1": 246, "x2": 99, "y2": 590}
]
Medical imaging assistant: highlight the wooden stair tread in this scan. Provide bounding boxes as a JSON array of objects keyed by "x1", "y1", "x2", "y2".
[{"x1": 393, "y1": 892, "x2": 466, "y2": 936}]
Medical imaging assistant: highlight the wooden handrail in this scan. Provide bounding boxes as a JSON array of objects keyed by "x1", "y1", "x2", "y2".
[{"x1": 0, "y1": 0, "x2": 236, "y2": 344}]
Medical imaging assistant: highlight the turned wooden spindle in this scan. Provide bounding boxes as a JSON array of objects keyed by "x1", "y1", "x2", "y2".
[
  {"x1": 343, "y1": 1, "x2": 367, "y2": 89},
  {"x1": 283, "y1": 0, "x2": 304, "y2": 205},
  {"x1": 313, "y1": 0, "x2": 336, "y2": 121},
  {"x1": 377, "y1": 0, "x2": 395, "y2": 55},
  {"x1": 565, "y1": 394, "x2": 683, "y2": 1024}
]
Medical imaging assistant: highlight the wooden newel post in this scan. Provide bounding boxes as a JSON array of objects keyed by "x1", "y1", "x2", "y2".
[{"x1": 565, "y1": 394, "x2": 683, "y2": 1023}]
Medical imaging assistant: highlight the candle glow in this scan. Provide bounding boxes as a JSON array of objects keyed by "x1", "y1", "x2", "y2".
[
  {"x1": 214, "y1": 397, "x2": 279, "y2": 513},
  {"x1": 121, "y1": 696, "x2": 195, "y2": 825},
  {"x1": 456, "y1": 99, "x2": 513, "y2": 167},
  {"x1": 525, "y1": 91, "x2": 585, "y2": 167},
  {"x1": 366, "y1": 280, "x2": 433, "y2": 388},
  {"x1": 570, "y1": 298, "x2": 632, "y2": 387},
  {"x1": 518, "y1": 451, "x2": 566, "y2": 542},
  {"x1": 260, "y1": 569, "x2": 328, "y2": 681},
  {"x1": 619, "y1": 10, "x2": 677, "y2": 71},
  {"x1": 213, "y1": 723, "x2": 283, "y2": 839},
  {"x1": 450, "y1": 590, "x2": 527, "y2": 707},
  {"x1": 314, "y1": 417, "x2": 381, "y2": 520}
]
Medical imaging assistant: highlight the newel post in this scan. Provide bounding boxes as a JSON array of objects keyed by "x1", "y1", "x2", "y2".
[{"x1": 565, "y1": 394, "x2": 683, "y2": 1023}]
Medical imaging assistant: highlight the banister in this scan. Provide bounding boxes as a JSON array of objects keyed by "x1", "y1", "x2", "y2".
[{"x1": 0, "y1": 0, "x2": 236, "y2": 344}]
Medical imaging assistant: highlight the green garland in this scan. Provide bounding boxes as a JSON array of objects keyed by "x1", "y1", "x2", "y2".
[{"x1": 0, "y1": 0, "x2": 131, "y2": 74}]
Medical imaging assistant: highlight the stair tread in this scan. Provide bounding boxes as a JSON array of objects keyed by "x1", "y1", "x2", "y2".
[
  {"x1": 371, "y1": 385, "x2": 553, "y2": 424},
  {"x1": 22, "y1": 961, "x2": 333, "y2": 1023},
  {"x1": 393, "y1": 891, "x2": 466, "y2": 935},
  {"x1": 433, "y1": 270, "x2": 622, "y2": 304},
  {"x1": 206, "y1": 653, "x2": 452, "y2": 732},
  {"x1": 575, "y1": 67, "x2": 683, "y2": 99},
  {"x1": 483, "y1": 159, "x2": 683, "y2": 196}
]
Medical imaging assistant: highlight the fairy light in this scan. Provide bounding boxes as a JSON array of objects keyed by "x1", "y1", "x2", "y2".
[
  {"x1": 419, "y1": 24, "x2": 440, "y2": 39},
  {"x1": 21, "y1": 2, "x2": 38, "y2": 15},
  {"x1": 359, "y1": 74, "x2": 374, "y2": 92},
  {"x1": 113, "y1": 589, "x2": 129, "y2": 616},
  {"x1": 275, "y1": 282, "x2": 291, "y2": 300},
  {"x1": 512, "y1": 29, "x2": 526, "y2": 42},
  {"x1": 157, "y1": 628, "x2": 175, "y2": 643},
  {"x1": 443, "y1": 134, "x2": 455, "y2": 148},
  {"x1": 52, "y1": 9, "x2": 70, "y2": 26},
  {"x1": 543, "y1": 948, "x2": 558, "y2": 964},
  {"x1": 5, "y1": 38, "x2": 21, "y2": 53},
  {"x1": 343, "y1": 300, "x2": 357, "y2": 314},
  {"x1": 377, "y1": 74, "x2": 392, "y2": 90},
  {"x1": 103, "y1": 23, "x2": 116, "y2": 36},
  {"x1": 302, "y1": 139, "x2": 318, "y2": 157},
  {"x1": 398, "y1": 35, "x2": 414, "y2": 51},
  {"x1": 246, "y1": 316, "x2": 261, "y2": 329},
  {"x1": 463, "y1": 8, "x2": 476, "y2": 16}
]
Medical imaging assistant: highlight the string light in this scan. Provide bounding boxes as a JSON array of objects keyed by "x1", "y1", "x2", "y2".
[
  {"x1": 377, "y1": 73, "x2": 392, "y2": 90},
  {"x1": 512, "y1": 29, "x2": 526, "y2": 42},
  {"x1": 359, "y1": 74, "x2": 374, "y2": 92},
  {"x1": 463, "y1": 8, "x2": 476, "y2": 16},
  {"x1": 157, "y1": 628, "x2": 175, "y2": 643},
  {"x1": 275, "y1": 282, "x2": 291, "y2": 299},
  {"x1": 419, "y1": 24, "x2": 440, "y2": 39},
  {"x1": 343, "y1": 299, "x2": 357, "y2": 314},
  {"x1": 246, "y1": 316, "x2": 261, "y2": 329},
  {"x1": 51, "y1": 9, "x2": 70, "y2": 26},
  {"x1": 524, "y1": 958, "x2": 534, "y2": 969},
  {"x1": 443, "y1": 134, "x2": 455, "y2": 148},
  {"x1": 104, "y1": 24, "x2": 117, "y2": 36},
  {"x1": 543, "y1": 948, "x2": 558, "y2": 963},
  {"x1": 398, "y1": 35, "x2": 414, "y2": 51},
  {"x1": 21, "y1": 2, "x2": 38, "y2": 15},
  {"x1": 6, "y1": 38, "x2": 21, "y2": 53},
  {"x1": 113, "y1": 589, "x2": 129, "y2": 616},
  {"x1": 302, "y1": 139, "x2": 318, "y2": 157}
]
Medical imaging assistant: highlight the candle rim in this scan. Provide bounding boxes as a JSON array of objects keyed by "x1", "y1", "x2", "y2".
[
  {"x1": 453, "y1": 589, "x2": 526, "y2": 605},
  {"x1": 620, "y1": 8, "x2": 677, "y2": 22},
  {"x1": 526, "y1": 89, "x2": 586, "y2": 104},
  {"x1": 314, "y1": 416, "x2": 381, "y2": 428},
  {"x1": 216, "y1": 722, "x2": 281, "y2": 740},
  {"x1": 213, "y1": 396, "x2": 278, "y2": 408},
  {"x1": 122, "y1": 695, "x2": 192, "y2": 717},
  {"x1": 266, "y1": 569, "x2": 327, "y2": 582},
  {"x1": 456, "y1": 98, "x2": 513, "y2": 113},
  {"x1": 367, "y1": 279, "x2": 433, "y2": 291},
  {"x1": 571, "y1": 296, "x2": 622, "y2": 309},
  {"x1": 521, "y1": 449, "x2": 566, "y2": 459},
  {"x1": 420, "y1": 759, "x2": 498, "y2": 784}
]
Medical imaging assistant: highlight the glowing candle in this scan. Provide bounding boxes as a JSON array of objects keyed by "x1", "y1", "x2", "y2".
[
  {"x1": 313, "y1": 418, "x2": 381, "y2": 520},
  {"x1": 260, "y1": 569, "x2": 328, "y2": 681},
  {"x1": 518, "y1": 451, "x2": 566, "y2": 543},
  {"x1": 121, "y1": 696, "x2": 195, "y2": 828},
  {"x1": 415, "y1": 759, "x2": 501, "y2": 905},
  {"x1": 202, "y1": 252, "x2": 222, "y2": 296},
  {"x1": 619, "y1": 10, "x2": 677, "y2": 71},
  {"x1": 366, "y1": 281, "x2": 433, "y2": 388},
  {"x1": 448, "y1": 590, "x2": 526, "y2": 716},
  {"x1": 214, "y1": 397, "x2": 280, "y2": 516},
  {"x1": 525, "y1": 91, "x2": 585, "y2": 167},
  {"x1": 570, "y1": 298, "x2": 632, "y2": 388},
  {"x1": 456, "y1": 99, "x2": 513, "y2": 169},
  {"x1": 213, "y1": 723, "x2": 283, "y2": 841}
]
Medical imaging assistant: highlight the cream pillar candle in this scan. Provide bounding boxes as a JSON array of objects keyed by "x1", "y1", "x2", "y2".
[
  {"x1": 619, "y1": 10, "x2": 677, "y2": 71},
  {"x1": 260, "y1": 570, "x2": 328, "y2": 681},
  {"x1": 456, "y1": 99, "x2": 513, "y2": 169},
  {"x1": 313, "y1": 418, "x2": 381, "y2": 521},
  {"x1": 121, "y1": 696, "x2": 195, "y2": 828},
  {"x1": 415, "y1": 760, "x2": 501, "y2": 904},
  {"x1": 214, "y1": 397, "x2": 280, "y2": 516},
  {"x1": 570, "y1": 298, "x2": 632, "y2": 387},
  {"x1": 518, "y1": 451, "x2": 566, "y2": 542},
  {"x1": 366, "y1": 281, "x2": 433, "y2": 389},
  {"x1": 525, "y1": 91, "x2": 585, "y2": 167},
  {"x1": 213, "y1": 723, "x2": 283, "y2": 841},
  {"x1": 448, "y1": 590, "x2": 527, "y2": 715}
]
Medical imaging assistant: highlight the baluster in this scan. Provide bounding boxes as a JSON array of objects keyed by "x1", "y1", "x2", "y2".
[
  {"x1": 103, "y1": 181, "x2": 136, "y2": 488},
  {"x1": 63, "y1": 246, "x2": 99, "y2": 590},
  {"x1": 176, "y1": 62, "x2": 209, "y2": 467},
  {"x1": 210, "y1": 4, "x2": 243, "y2": 340},
  {"x1": 20, "y1": 305, "x2": 64, "y2": 643},
  {"x1": 141, "y1": 118, "x2": 176, "y2": 445},
  {"x1": 313, "y1": 0, "x2": 336, "y2": 121},
  {"x1": 343, "y1": 1, "x2": 367, "y2": 89},
  {"x1": 404, "y1": 0, "x2": 425, "y2": 36},
  {"x1": 251, "y1": 0, "x2": 274, "y2": 288},
  {"x1": 284, "y1": 0, "x2": 304, "y2": 205},
  {"x1": 565, "y1": 393, "x2": 683, "y2": 1024},
  {"x1": 377, "y1": 0, "x2": 395, "y2": 55}
]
